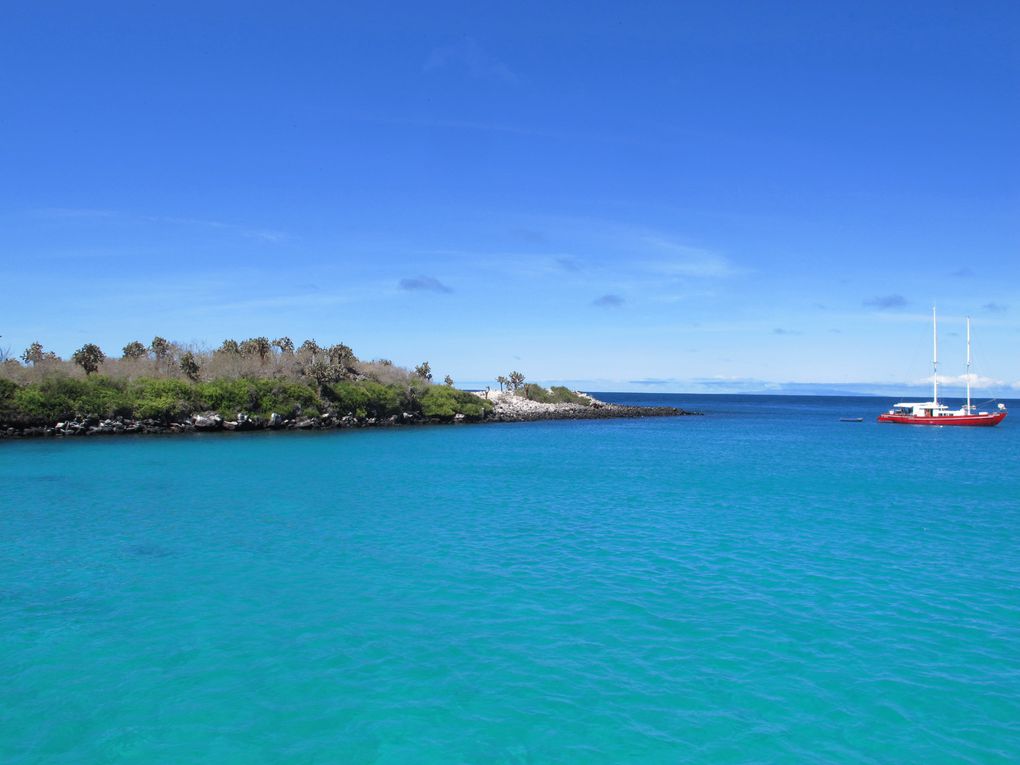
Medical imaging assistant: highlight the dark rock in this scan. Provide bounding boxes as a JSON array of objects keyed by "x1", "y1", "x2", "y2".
[{"x1": 192, "y1": 413, "x2": 223, "y2": 431}]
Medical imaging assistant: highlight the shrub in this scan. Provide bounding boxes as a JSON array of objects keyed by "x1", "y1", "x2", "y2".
[
  {"x1": 130, "y1": 378, "x2": 200, "y2": 421},
  {"x1": 195, "y1": 378, "x2": 321, "y2": 418},
  {"x1": 420, "y1": 386, "x2": 491, "y2": 420},
  {"x1": 12, "y1": 387, "x2": 67, "y2": 424},
  {"x1": 0, "y1": 378, "x2": 19, "y2": 423},
  {"x1": 7, "y1": 377, "x2": 131, "y2": 424},
  {"x1": 327, "y1": 380, "x2": 402, "y2": 418},
  {"x1": 0, "y1": 378, "x2": 17, "y2": 401},
  {"x1": 521, "y1": 384, "x2": 590, "y2": 405},
  {"x1": 251, "y1": 379, "x2": 321, "y2": 418},
  {"x1": 330, "y1": 379, "x2": 401, "y2": 416},
  {"x1": 197, "y1": 378, "x2": 253, "y2": 415}
]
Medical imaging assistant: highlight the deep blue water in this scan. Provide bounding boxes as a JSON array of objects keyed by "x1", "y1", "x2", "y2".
[{"x1": 2, "y1": 394, "x2": 1019, "y2": 763}]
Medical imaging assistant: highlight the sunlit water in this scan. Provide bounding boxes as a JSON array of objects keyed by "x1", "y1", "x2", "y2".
[{"x1": 2, "y1": 394, "x2": 1018, "y2": 763}]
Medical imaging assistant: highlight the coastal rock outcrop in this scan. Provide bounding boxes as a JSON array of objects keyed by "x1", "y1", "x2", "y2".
[
  {"x1": 191, "y1": 413, "x2": 223, "y2": 431},
  {"x1": 0, "y1": 390, "x2": 697, "y2": 440},
  {"x1": 477, "y1": 390, "x2": 695, "y2": 422}
]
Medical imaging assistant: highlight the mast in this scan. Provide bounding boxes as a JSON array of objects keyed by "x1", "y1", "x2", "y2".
[
  {"x1": 932, "y1": 305, "x2": 938, "y2": 405},
  {"x1": 966, "y1": 316, "x2": 972, "y2": 413}
]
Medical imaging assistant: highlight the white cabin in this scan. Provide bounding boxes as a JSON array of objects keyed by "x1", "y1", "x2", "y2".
[{"x1": 888, "y1": 402, "x2": 951, "y2": 417}]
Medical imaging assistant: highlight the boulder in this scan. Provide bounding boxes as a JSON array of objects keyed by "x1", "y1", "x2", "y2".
[{"x1": 192, "y1": 413, "x2": 223, "y2": 431}]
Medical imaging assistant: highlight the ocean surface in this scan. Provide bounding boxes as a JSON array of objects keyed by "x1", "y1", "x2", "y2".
[{"x1": 2, "y1": 393, "x2": 1019, "y2": 764}]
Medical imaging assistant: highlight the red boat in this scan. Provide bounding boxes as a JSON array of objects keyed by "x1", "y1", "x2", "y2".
[
  {"x1": 878, "y1": 403, "x2": 1006, "y2": 426},
  {"x1": 878, "y1": 309, "x2": 1007, "y2": 427}
]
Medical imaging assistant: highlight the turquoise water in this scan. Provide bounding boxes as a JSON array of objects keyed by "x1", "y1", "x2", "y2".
[{"x1": 2, "y1": 394, "x2": 1019, "y2": 763}]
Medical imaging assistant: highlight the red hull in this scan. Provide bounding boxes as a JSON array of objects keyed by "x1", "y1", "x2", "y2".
[{"x1": 877, "y1": 412, "x2": 1007, "y2": 426}]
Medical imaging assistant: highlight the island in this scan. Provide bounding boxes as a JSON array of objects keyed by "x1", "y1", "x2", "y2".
[{"x1": 0, "y1": 337, "x2": 696, "y2": 439}]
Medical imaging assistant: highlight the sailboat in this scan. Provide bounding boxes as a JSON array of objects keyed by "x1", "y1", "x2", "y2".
[{"x1": 878, "y1": 307, "x2": 1007, "y2": 426}]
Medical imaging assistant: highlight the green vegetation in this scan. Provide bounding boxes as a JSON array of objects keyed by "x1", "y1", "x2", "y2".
[
  {"x1": 0, "y1": 374, "x2": 492, "y2": 427},
  {"x1": 71, "y1": 343, "x2": 106, "y2": 375},
  {"x1": 121, "y1": 341, "x2": 147, "y2": 360},
  {"x1": 520, "y1": 384, "x2": 592, "y2": 406},
  {"x1": 0, "y1": 336, "x2": 576, "y2": 430},
  {"x1": 420, "y1": 386, "x2": 491, "y2": 419},
  {"x1": 328, "y1": 380, "x2": 403, "y2": 419},
  {"x1": 9, "y1": 376, "x2": 133, "y2": 424}
]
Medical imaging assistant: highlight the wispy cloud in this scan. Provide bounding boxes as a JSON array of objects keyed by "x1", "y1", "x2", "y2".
[
  {"x1": 141, "y1": 215, "x2": 288, "y2": 243},
  {"x1": 641, "y1": 235, "x2": 742, "y2": 278},
  {"x1": 31, "y1": 207, "x2": 119, "y2": 219},
  {"x1": 425, "y1": 38, "x2": 518, "y2": 84},
  {"x1": 555, "y1": 257, "x2": 583, "y2": 272},
  {"x1": 399, "y1": 276, "x2": 453, "y2": 294},
  {"x1": 982, "y1": 302, "x2": 1008, "y2": 313},
  {"x1": 863, "y1": 294, "x2": 908, "y2": 310},
  {"x1": 772, "y1": 328, "x2": 802, "y2": 335},
  {"x1": 511, "y1": 227, "x2": 546, "y2": 243},
  {"x1": 919, "y1": 373, "x2": 1005, "y2": 388},
  {"x1": 28, "y1": 208, "x2": 289, "y2": 243},
  {"x1": 952, "y1": 267, "x2": 975, "y2": 278},
  {"x1": 592, "y1": 294, "x2": 624, "y2": 308}
]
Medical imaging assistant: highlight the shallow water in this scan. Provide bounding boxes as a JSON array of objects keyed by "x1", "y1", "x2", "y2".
[{"x1": 2, "y1": 394, "x2": 1018, "y2": 763}]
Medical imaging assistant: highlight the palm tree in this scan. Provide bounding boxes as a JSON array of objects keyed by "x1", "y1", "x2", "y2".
[
  {"x1": 150, "y1": 337, "x2": 172, "y2": 373},
  {"x1": 21, "y1": 342, "x2": 45, "y2": 365},
  {"x1": 253, "y1": 337, "x2": 271, "y2": 363},
  {"x1": 496, "y1": 375, "x2": 508, "y2": 392},
  {"x1": 122, "y1": 341, "x2": 147, "y2": 360},
  {"x1": 150, "y1": 336, "x2": 171, "y2": 361},
  {"x1": 272, "y1": 337, "x2": 294, "y2": 355},
  {"x1": 240, "y1": 337, "x2": 272, "y2": 363},
  {"x1": 298, "y1": 339, "x2": 322, "y2": 362},
  {"x1": 179, "y1": 351, "x2": 201, "y2": 381},
  {"x1": 72, "y1": 344, "x2": 105, "y2": 375}
]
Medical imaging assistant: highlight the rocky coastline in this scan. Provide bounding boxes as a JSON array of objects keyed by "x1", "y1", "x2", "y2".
[
  {"x1": 481, "y1": 390, "x2": 694, "y2": 423},
  {"x1": 1, "y1": 393, "x2": 698, "y2": 439}
]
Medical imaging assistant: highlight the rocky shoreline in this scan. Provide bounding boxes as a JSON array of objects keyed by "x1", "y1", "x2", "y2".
[
  {"x1": 1, "y1": 393, "x2": 698, "y2": 439},
  {"x1": 481, "y1": 390, "x2": 695, "y2": 423}
]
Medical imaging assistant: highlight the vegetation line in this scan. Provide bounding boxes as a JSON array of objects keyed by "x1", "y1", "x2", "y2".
[{"x1": 0, "y1": 337, "x2": 609, "y2": 435}]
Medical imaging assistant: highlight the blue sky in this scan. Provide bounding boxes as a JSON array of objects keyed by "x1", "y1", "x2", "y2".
[{"x1": 2, "y1": 2, "x2": 1018, "y2": 394}]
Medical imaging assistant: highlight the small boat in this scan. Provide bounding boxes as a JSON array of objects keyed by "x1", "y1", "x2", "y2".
[
  {"x1": 878, "y1": 308, "x2": 1007, "y2": 427},
  {"x1": 840, "y1": 417, "x2": 864, "y2": 422}
]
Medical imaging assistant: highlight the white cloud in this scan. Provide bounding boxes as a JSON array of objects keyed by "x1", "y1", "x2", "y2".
[
  {"x1": 917, "y1": 373, "x2": 1005, "y2": 388},
  {"x1": 424, "y1": 38, "x2": 518, "y2": 84},
  {"x1": 28, "y1": 208, "x2": 289, "y2": 244},
  {"x1": 641, "y1": 235, "x2": 742, "y2": 278}
]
